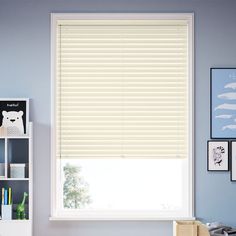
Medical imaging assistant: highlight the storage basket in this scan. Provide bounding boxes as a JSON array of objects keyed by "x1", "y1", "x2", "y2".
[{"x1": 173, "y1": 221, "x2": 210, "y2": 236}]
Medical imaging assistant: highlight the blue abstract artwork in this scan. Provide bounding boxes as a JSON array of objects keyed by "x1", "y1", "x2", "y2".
[{"x1": 211, "y1": 68, "x2": 236, "y2": 138}]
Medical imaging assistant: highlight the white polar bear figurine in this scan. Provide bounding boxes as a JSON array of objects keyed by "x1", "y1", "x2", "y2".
[{"x1": 1, "y1": 110, "x2": 24, "y2": 135}]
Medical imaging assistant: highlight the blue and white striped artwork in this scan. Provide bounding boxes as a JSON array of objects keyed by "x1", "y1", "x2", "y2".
[{"x1": 211, "y1": 68, "x2": 236, "y2": 138}]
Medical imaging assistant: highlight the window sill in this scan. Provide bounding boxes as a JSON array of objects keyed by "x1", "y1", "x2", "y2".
[{"x1": 49, "y1": 215, "x2": 195, "y2": 221}]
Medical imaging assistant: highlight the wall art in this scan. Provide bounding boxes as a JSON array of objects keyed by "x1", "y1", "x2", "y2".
[
  {"x1": 231, "y1": 141, "x2": 236, "y2": 181},
  {"x1": 207, "y1": 140, "x2": 229, "y2": 171},
  {"x1": 0, "y1": 98, "x2": 29, "y2": 136},
  {"x1": 211, "y1": 68, "x2": 236, "y2": 138}
]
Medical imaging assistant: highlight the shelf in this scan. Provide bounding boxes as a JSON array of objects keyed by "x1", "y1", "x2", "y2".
[
  {"x1": 0, "y1": 136, "x2": 30, "y2": 139},
  {"x1": 0, "y1": 178, "x2": 29, "y2": 181},
  {"x1": 0, "y1": 220, "x2": 30, "y2": 223}
]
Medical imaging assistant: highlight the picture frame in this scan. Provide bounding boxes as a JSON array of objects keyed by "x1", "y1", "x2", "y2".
[
  {"x1": 231, "y1": 141, "x2": 236, "y2": 181},
  {"x1": 211, "y1": 68, "x2": 236, "y2": 139},
  {"x1": 0, "y1": 98, "x2": 29, "y2": 136},
  {"x1": 207, "y1": 140, "x2": 229, "y2": 171}
]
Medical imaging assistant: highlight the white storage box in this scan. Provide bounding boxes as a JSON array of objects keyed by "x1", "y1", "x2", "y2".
[
  {"x1": 0, "y1": 163, "x2": 5, "y2": 177},
  {"x1": 10, "y1": 163, "x2": 25, "y2": 178},
  {"x1": 1, "y1": 205, "x2": 12, "y2": 220}
]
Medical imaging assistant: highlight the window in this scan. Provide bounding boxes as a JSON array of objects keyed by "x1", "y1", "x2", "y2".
[{"x1": 51, "y1": 13, "x2": 194, "y2": 220}]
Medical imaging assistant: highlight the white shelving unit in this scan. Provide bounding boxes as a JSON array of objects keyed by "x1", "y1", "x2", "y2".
[{"x1": 0, "y1": 122, "x2": 33, "y2": 236}]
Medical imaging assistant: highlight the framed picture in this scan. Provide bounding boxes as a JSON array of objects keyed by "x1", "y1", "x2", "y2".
[
  {"x1": 211, "y1": 68, "x2": 236, "y2": 138},
  {"x1": 231, "y1": 141, "x2": 236, "y2": 181},
  {"x1": 207, "y1": 141, "x2": 229, "y2": 171},
  {"x1": 0, "y1": 98, "x2": 29, "y2": 136}
]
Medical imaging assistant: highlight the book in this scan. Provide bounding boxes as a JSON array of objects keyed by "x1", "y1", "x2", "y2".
[
  {"x1": 8, "y1": 188, "x2": 12, "y2": 205},
  {"x1": 4, "y1": 189, "x2": 7, "y2": 205},
  {"x1": 1, "y1": 188, "x2": 4, "y2": 205},
  {"x1": 1, "y1": 188, "x2": 13, "y2": 206}
]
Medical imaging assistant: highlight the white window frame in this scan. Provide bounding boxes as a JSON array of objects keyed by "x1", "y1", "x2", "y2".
[{"x1": 50, "y1": 13, "x2": 194, "y2": 221}]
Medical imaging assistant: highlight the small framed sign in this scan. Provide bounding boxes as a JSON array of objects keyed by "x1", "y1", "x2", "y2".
[
  {"x1": 0, "y1": 98, "x2": 29, "y2": 136},
  {"x1": 207, "y1": 140, "x2": 229, "y2": 171},
  {"x1": 231, "y1": 141, "x2": 236, "y2": 181}
]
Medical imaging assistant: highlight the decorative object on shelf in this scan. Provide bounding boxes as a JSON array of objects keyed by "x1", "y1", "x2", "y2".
[
  {"x1": 0, "y1": 163, "x2": 5, "y2": 177},
  {"x1": 210, "y1": 68, "x2": 236, "y2": 138},
  {"x1": 1, "y1": 204, "x2": 12, "y2": 220},
  {"x1": 1, "y1": 187, "x2": 12, "y2": 220},
  {"x1": 207, "y1": 140, "x2": 229, "y2": 171},
  {"x1": 231, "y1": 141, "x2": 236, "y2": 181},
  {"x1": 10, "y1": 163, "x2": 25, "y2": 178},
  {"x1": 0, "y1": 98, "x2": 29, "y2": 136},
  {"x1": 16, "y1": 192, "x2": 28, "y2": 220}
]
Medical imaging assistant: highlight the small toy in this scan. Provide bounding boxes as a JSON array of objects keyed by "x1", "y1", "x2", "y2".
[{"x1": 16, "y1": 192, "x2": 28, "y2": 220}]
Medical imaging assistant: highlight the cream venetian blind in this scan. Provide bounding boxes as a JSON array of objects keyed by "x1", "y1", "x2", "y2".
[{"x1": 56, "y1": 19, "x2": 189, "y2": 159}]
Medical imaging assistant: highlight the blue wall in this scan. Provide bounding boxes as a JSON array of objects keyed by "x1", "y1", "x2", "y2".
[{"x1": 1, "y1": 0, "x2": 236, "y2": 235}]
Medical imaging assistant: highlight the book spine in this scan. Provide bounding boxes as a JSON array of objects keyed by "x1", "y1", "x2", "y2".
[
  {"x1": 8, "y1": 188, "x2": 11, "y2": 205},
  {"x1": 4, "y1": 189, "x2": 7, "y2": 205},
  {"x1": 1, "y1": 188, "x2": 4, "y2": 205}
]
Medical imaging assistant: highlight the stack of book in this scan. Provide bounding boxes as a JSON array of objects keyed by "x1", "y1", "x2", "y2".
[{"x1": 1, "y1": 188, "x2": 12, "y2": 205}]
